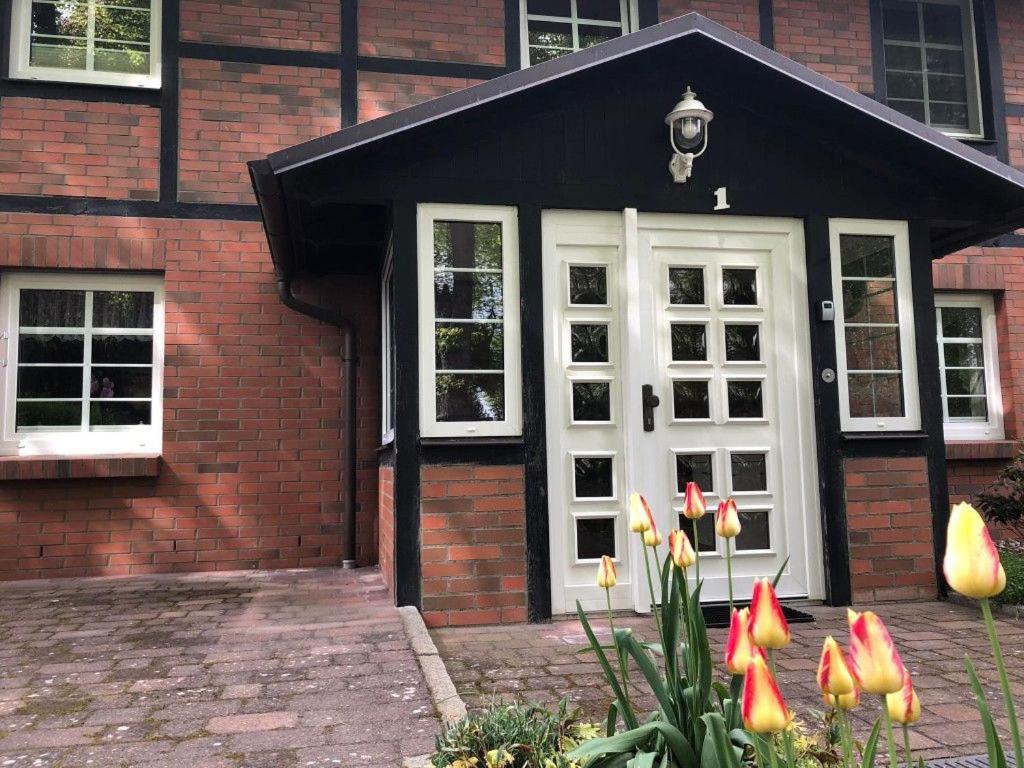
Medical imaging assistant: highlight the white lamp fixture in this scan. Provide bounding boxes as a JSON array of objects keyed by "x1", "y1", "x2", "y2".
[{"x1": 665, "y1": 87, "x2": 713, "y2": 183}]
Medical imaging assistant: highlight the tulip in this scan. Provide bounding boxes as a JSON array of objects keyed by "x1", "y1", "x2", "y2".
[
  {"x1": 715, "y1": 498, "x2": 741, "y2": 538},
  {"x1": 642, "y1": 523, "x2": 663, "y2": 548},
  {"x1": 823, "y1": 686, "x2": 860, "y2": 711},
  {"x1": 886, "y1": 666, "x2": 921, "y2": 726},
  {"x1": 846, "y1": 609, "x2": 903, "y2": 695},
  {"x1": 596, "y1": 555, "x2": 617, "y2": 589},
  {"x1": 668, "y1": 529, "x2": 696, "y2": 570},
  {"x1": 629, "y1": 492, "x2": 654, "y2": 533},
  {"x1": 817, "y1": 636, "x2": 855, "y2": 697},
  {"x1": 943, "y1": 501, "x2": 1006, "y2": 599},
  {"x1": 742, "y1": 655, "x2": 792, "y2": 733},
  {"x1": 725, "y1": 607, "x2": 766, "y2": 675},
  {"x1": 681, "y1": 481, "x2": 706, "y2": 519},
  {"x1": 749, "y1": 578, "x2": 790, "y2": 649}
]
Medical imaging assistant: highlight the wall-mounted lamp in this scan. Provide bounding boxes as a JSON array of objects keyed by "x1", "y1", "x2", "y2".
[{"x1": 665, "y1": 87, "x2": 713, "y2": 183}]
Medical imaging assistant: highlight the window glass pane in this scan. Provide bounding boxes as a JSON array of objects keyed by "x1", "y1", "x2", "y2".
[
  {"x1": 433, "y1": 221, "x2": 502, "y2": 269},
  {"x1": 926, "y1": 47, "x2": 965, "y2": 74},
  {"x1": 568, "y1": 265, "x2": 607, "y2": 305},
  {"x1": 669, "y1": 267, "x2": 704, "y2": 305},
  {"x1": 928, "y1": 102, "x2": 968, "y2": 129},
  {"x1": 731, "y1": 453, "x2": 767, "y2": 492},
  {"x1": 527, "y1": 0, "x2": 570, "y2": 14},
  {"x1": 670, "y1": 324, "x2": 707, "y2": 361},
  {"x1": 845, "y1": 326, "x2": 901, "y2": 371},
  {"x1": 727, "y1": 380, "x2": 763, "y2": 419},
  {"x1": 574, "y1": 456, "x2": 614, "y2": 498},
  {"x1": 889, "y1": 99, "x2": 927, "y2": 122},
  {"x1": 848, "y1": 372, "x2": 905, "y2": 418},
  {"x1": 92, "y1": 291, "x2": 154, "y2": 328},
  {"x1": 92, "y1": 335, "x2": 153, "y2": 364},
  {"x1": 675, "y1": 453, "x2": 713, "y2": 492},
  {"x1": 928, "y1": 73, "x2": 967, "y2": 102},
  {"x1": 19, "y1": 334, "x2": 83, "y2": 363},
  {"x1": 679, "y1": 514, "x2": 716, "y2": 552},
  {"x1": 528, "y1": 20, "x2": 573, "y2": 48},
  {"x1": 17, "y1": 367, "x2": 82, "y2": 398},
  {"x1": 19, "y1": 289, "x2": 85, "y2": 327},
  {"x1": 90, "y1": 401, "x2": 151, "y2": 427},
  {"x1": 29, "y1": 37, "x2": 87, "y2": 69},
  {"x1": 725, "y1": 324, "x2": 760, "y2": 362},
  {"x1": 945, "y1": 368, "x2": 986, "y2": 395},
  {"x1": 943, "y1": 342, "x2": 983, "y2": 367},
  {"x1": 922, "y1": 2, "x2": 963, "y2": 45},
  {"x1": 722, "y1": 268, "x2": 757, "y2": 305},
  {"x1": 572, "y1": 382, "x2": 611, "y2": 421},
  {"x1": 571, "y1": 323, "x2": 609, "y2": 363},
  {"x1": 576, "y1": 517, "x2": 615, "y2": 560},
  {"x1": 885, "y1": 43, "x2": 921, "y2": 71},
  {"x1": 529, "y1": 46, "x2": 567, "y2": 64},
  {"x1": 948, "y1": 396, "x2": 987, "y2": 419},
  {"x1": 94, "y1": 42, "x2": 150, "y2": 75},
  {"x1": 941, "y1": 307, "x2": 983, "y2": 338},
  {"x1": 839, "y1": 235, "x2": 895, "y2": 277},
  {"x1": 17, "y1": 401, "x2": 82, "y2": 429},
  {"x1": 887, "y1": 71, "x2": 924, "y2": 100},
  {"x1": 842, "y1": 280, "x2": 897, "y2": 323},
  {"x1": 882, "y1": 0, "x2": 920, "y2": 42},
  {"x1": 735, "y1": 511, "x2": 771, "y2": 551},
  {"x1": 577, "y1": 0, "x2": 622, "y2": 21},
  {"x1": 673, "y1": 380, "x2": 710, "y2": 419},
  {"x1": 90, "y1": 367, "x2": 152, "y2": 399},
  {"x1": 94, "y1": 5, "x2": 151, "y2": 43},
  {"x1": 435, "y1": 323, "x2": 503, "y2": 370},
  {"x1": 434, "y1": 272, "x2": 504, "y2": 319},
  {"x1": 579, "y1": 24, "x2": 619, "y2": 48},
  {"x1": 436, "y1": 373, "x2": 505, "y2": 421},
  {"x1": 32, "y1": 2, "x2": 89, "y2": 37}
]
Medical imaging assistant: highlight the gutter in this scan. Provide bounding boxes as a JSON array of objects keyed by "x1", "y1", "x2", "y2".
[{"x1": 248, "y1": 159, "x2": 360, "y2": 569}]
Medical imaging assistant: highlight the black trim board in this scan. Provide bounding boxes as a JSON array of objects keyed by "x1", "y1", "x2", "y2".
[
  {"x1": 179, "y1": 42, "x2": 339, "y2": 69},
  {"x1": 341, "y1": 0, "x2": 358, "y2": 127},
  {"x1": 868, "y1": 0, "x2": 888, "y2": 105},
  {"x1": 0, "y1": 79, "x2": 161, "y2": 105},
  {"x1": 759, "y1": 0, "x2": 774, "y2": 50},
  {"x1": 976, "y1": 0, "x2": 1009, "y2": 164},
  {"x1": 159, "y1": 0, "x2": 180, "y2": 205},
  {"x1": 357, "y1": 56, "x2": 507, "y2": 81},
  {"x1": 505, "y1": 0, "x2": 521, "y2": 72},
  {"x1": 638, "y1": 0, "x2": 659, "y2": 28},
  {"x1": 0, "y1": 194, "x2": 261, "y2": 220}
]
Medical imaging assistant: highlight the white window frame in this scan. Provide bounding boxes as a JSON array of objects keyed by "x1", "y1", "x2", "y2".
[
  {"x1": 0, "y1": 271, "x2": 165, "y2": 457},
  {"x1": 829, "y1": 218, "x2": 921, "y2": 432},
  {"x1": 935, "y1": 292, "x2": 1003, "y2": 440},
  {"x1": 417, "y1": 203, "x2": 522, "y2": 439},
  {"x1": 519, "y1": 0, "x2": 638, "y2": 69},
  {"x1": 880, "y1": 0, "x2": 984, "y2": 139},
  {"x1": 9, "y1": 0, "x2": 162, "y2": 89},
  {"x1": 380, "y1": 240, "x2": 395, "y2": 444}
]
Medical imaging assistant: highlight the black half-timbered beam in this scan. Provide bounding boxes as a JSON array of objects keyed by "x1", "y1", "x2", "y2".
[
  {"x1": 759, "y1": 0, "x2": 775, "y2": 49},
  {"x1": 341, "y1": 0, "x2": 358, "y2": 126},
  {"x1": 159, "y1": 0, "x2": 180, "y2": 205}
]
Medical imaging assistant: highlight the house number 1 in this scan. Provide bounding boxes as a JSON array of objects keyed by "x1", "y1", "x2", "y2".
[{"x1": 714, "y1": 187, "x2": 730, "y2": 211}]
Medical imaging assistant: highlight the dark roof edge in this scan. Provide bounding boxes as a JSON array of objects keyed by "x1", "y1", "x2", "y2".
[
  {"x1": 248, "y1": 158, "x2": 294, "y2": 278},
  {"x1": 265, "y1": 12, "x2": 1024, "y2": 196}
]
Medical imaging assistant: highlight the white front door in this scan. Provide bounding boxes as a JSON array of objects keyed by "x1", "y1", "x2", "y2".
[{"x1": 544, "y1": 210, "x2": 823, "y2": 615}]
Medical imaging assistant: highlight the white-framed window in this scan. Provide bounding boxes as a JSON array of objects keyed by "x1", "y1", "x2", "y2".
[
  {"x1": 936, "y1": 292, "x2": 1003, "y2": 440},
  {"x1": 879, "y1": 0, "x2": 983, "y2": 138},
  {"x1": 829, "y1": 219, "x2": 921, "y2": 432},
  {"x1": 9, "y1": 0, "x2": 162, "y2": 89},
  {"x1": 380, "y1": 241, "x2": 395, "y2": 444},
  {"x1": 417, "y1": 204, "x2": 522, "y2": 438},
  {"x1": 519, "y1": 0, "x2": 637, "y2": 68},
  {"x1": 0, "y1": 272, "x2": 164, "y2": 456}
]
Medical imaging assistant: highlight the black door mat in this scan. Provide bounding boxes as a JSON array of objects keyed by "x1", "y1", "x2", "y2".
[
  {"x1": 925, "y1": 756, "x2": 1015, "y2": 768},
  {"x1": 700, "y1": 603, "x2": 816, "y2": 629}
]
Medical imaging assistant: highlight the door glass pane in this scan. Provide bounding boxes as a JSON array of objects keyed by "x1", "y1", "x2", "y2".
[
  {"x1": 92, "y1": 291, "x2": 154, "y2": 328},
  {"x1": 675, "y1": 453, "x2": 713, "y2": 492},
  {"x1": 735, "y1": 511, "x2": 771, "y2": 551},
  {"x1": 722, "y1": 268, "x2": 757, "y2": 305},
  {"x1": 434, "y1": 221, "x2": 502, "y2": 269},
  {"x1": 727, "y1": 380, "x2": 763, "y2": 419},
  {"x1": 669, "y1": 267, "x2": 704, "y2": 305},
  {"x1": 574, "y1": 456, "x2": 614, "y2": 498},
  {"x1": 725, "y1": 324, "x2": 760, "y2": 361},
  {"x1": 19, "y1": 289, "x2": 85, "y2": 327},
  {"x1": 941, "y1": 307, "x2": 982, "y2": 338},
  {"x1": 436, "y1": 373, "x2": 505, "y2": 421},
  {"x1": 572, "y1": 382, "x2": 611, "y2": 421},
  {"x1": 435, "y1": 272, "x2": 504, "y2": 319},
  {"x1": 571, "y1": 323, "x2": 609, "y2": 363},
  {"x1": 19, "y1": 334, "x2": 84, "y2": 363},
  {"x1": 673, "y1": 380, "x2": 710, "y2": 419},
  {"x1": 847, "y1": 372, "x2": 905, "y2": 418},
  {"x1": 435, "y1": 323, "x2": 504, "y2": 369},
  {"x1": 842, "y1": 280, "x2": 897, "y2": 323},
  {"x1": 576, "y1": 517, "x2": 615, "y2": 560},
  {"x1": 731, "y1": 453, "x2": 768, "y2": 492},
  {"x1": 845, "y1": 326, "x2": 901, "y2": 371},
  {"x1": 840, "y1": 235, "x2": 895, "y2": 277},
  {"x1": 568, "y1": 265, "x2": 608, "y2": 305},
  {"x1": 679, "y1": 513, "x2": 716, "y2": 552},
  {"x1": 16, "y1": 401, "x2": 82, "y2": 429},
  {"x1": 670, "y1": 324, "x2": 707, "y2": 361}
]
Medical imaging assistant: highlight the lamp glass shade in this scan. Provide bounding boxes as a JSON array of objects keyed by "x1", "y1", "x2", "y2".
[{"x1": 672, "y1": 116, "x2": 705, "y2": 151}]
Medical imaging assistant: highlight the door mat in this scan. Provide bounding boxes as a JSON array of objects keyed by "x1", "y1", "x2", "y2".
[
  {"x1": 925, "y1": 756, "x2": 1015, "y2": 768},
  {"x1": 700, "y1": 603, "x2": 816, "y2": 629}
]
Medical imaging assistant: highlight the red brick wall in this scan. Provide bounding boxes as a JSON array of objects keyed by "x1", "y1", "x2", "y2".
[
  {"x1": 180, "y1": 0, "x2": 341, "y2": 51},
  {"x1": 177, "y1": 60, "x2": 341, "y2": 204},
  {"x1": 420, "y1": 464, "x2": 526, "y2": 627},
  {"x1": 357, "y1": 72, "x2": 483, "y2": 123},
  {"x1": 359, "y1": 0, "x2": 505, "y2": 65},
  {"x1": 0, "y1": 213, "x2": 380, "y2": 579},
  {"x1": 844, "y1": 456, "x2": 937, "y2": 603},
  {"x1": 379, "y1": 463, "x2": 395, "y2": 598},
  {"x1": 773, "y1": 0, "x2": 873, "y2": 92},
  {"x1": 659, "y1": 0, "x2": 760, "y2": 42},
  {"x1": 999, "y1": 0, "x2": 1024, "y2": 106},
  {"x1": 0, "y1": 98, "x2": 159, "y2": 200}
]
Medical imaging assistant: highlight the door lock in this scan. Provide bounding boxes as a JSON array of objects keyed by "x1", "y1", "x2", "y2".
[{"x1": 642, "y1": 384, "x2": 660, "y2": 432}]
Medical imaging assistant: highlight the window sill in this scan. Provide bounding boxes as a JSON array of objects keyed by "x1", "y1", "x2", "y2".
[
  {"x1": 0, "y1": 454, "x2": 161, "y2": 481},
  {"x1": 420, "y1": 436, "x2": 525, "y2": 448},
  {"x1": 841, "y1": 431, "x2": 927, "y2": 441},
  {"x1": 945, "y1": 440, "x2": 1017, "y2": 461}
]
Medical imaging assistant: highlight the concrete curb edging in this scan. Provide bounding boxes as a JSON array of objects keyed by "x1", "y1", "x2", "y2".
[
  {"x1": 399, "y1": 605, "x2": 468, "y2": 768},
  {"x1": 947, "y1": 591, "x2": 1024, "y2": 620}
]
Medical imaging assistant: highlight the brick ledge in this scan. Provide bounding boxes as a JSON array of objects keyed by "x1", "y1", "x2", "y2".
[
  {"x1": 0, "y1": 454, "x2": 161, "y2": 481},
  {"x1": 945, "y1": 440, "x2": 1017, "y2": 461}
]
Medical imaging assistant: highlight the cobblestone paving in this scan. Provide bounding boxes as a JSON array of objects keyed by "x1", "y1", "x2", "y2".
[
  {"x1": 433, "y1": 601, "x2": 1024, "y2": 762},
  {"x1": 0, "y1": 568, "x2": 438, "y2": 767}
]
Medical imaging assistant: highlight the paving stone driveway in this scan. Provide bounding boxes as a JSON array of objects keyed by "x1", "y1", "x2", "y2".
[
  {"x1": 0, "y1": 567, "x2": 438, "y2": 768},
  {"x1": 433, "y1": 600, "x2": 1024, "y2": 762}
]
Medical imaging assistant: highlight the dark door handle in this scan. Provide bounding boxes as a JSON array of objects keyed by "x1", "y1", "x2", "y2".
[{"x1": 642, "y1": 384, "x2": 660, "y2": 432}]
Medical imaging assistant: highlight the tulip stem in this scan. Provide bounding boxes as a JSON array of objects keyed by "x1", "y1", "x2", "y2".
[
  {"x1": 901, "y1": 724, "x2": 913, "y2": 768},
  {"x1": 725, "y1": 537, "x2": 734, "y2": 613},
  {"x1": 782, "y1": 725, "x2": 798, "y2": 768},
  {"x1": 768, "y1": 736, "x2": 782, "y2": 768},
  {"x1": 834, "y1": 698, "x2": 854, "y2": 768},
  {"x1": 880, "y1": 698, "x2": 900, "y2": 768},
  {"x1": 692, "y1": 523, "x2": 701, "y2": 584},
  {"x1": 980, "y1": 597, "x2": 1023, "y2": 768},
  {"x1": 641, "y1": 542, "x2": 664, "y2": 644},
  {"x1": 606, "y1": 587, "x2": 630, "y2": 711}
]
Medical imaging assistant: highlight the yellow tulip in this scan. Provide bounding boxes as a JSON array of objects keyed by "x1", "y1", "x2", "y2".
[
  {"x1": 642, "y1": 523, "x2": 663, "y2": 547},
  {"x1": 681, "y1": 481, "x2": 706, "y2": 520},
  {"x1": 823, "y1": 686, "x2": 860, "y2": 711},
  {"x1": 846, "y1": 609, "x2": 904, "y2": 695},
  {"x1": 725, "y1": 607, "x2": 765, "y2": 675},
  {"x1": 596, "y1": 555, "x2": 617, "y2": 589},
  {"x1": 742, "y1": 655, "x2": 793, "y2": 733},
  {"x1": 715, "y1": 498, "x2": 742, "y2": 538},
  {"x1": 943, "y1": 501, "x2": 1006, "y2": 599},
  {"x1": 668, "y1": 529, "x2": 696, "y2": 569},
  {"x1": 629, "y1": 492, "x2": 653, "y2": 533},
  {"x1": 886, "y1": 666, "x2": 921, "y2": 725},
  {"x1": 817, "y1": 636, "x2": 855, "y2": 697},
  {"x1": 749, "y1": 578, "x2": 790, "y2": 649}
]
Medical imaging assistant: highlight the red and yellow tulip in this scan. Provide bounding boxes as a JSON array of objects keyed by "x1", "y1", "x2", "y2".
[
  {"x1": 886, "y1": 666, "x2": 921, "y2": 725},
  {"x1": 847, "y1": 609, "x2": 904, "y2": 695},
  {"x1": 643, "y1": 522, "x2": 663, "y2": 548},
  {"x1": 596, "y1": 555, "x2": 617, "y2": 589},
  {"x1": 943, "y1": 501, "x2": 1006, "y2": 599},
  {"x1": 742, "y1": 655, "x2": 793, "y2": 733},
  {"x1": 668, "y1": 529, "x2": 696, "y2": 569},
  {"x1": 817, "y1": 636, "x2": 856, "y2": 697},
  {"x1": 715, "y1": 498, "x2": 741, "y2": 539},
  {"x1": 681, "y1": 481, "x2": 706, "y2": 520},
  {"x1": 823, "y1": 686, "x2": 861, "y2": 711},
  {"x1": 749, "y1": 578, "x2": 791, "y2": 649},
  {"x1": 629, "y1": 492, "x2": 654, "y2": 534},
  {"x1": 725, "y1": 607, "x2": 765, "y2": 675}
]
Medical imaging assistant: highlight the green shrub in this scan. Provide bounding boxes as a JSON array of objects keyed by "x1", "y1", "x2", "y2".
[
  {"x1": 976, "y1": 443, "x2": 1024, "y2": 538},
  {"x1": 994, "y1": 549, "x2": 1024, "y2": 606},
  {"x1": 431, "y1": 699, "x2": 599, "y2": 768}
]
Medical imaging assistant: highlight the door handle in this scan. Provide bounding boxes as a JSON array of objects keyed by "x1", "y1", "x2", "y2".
[{"x1": 642, "y1": 384, "x2": 660, "y2": 432}]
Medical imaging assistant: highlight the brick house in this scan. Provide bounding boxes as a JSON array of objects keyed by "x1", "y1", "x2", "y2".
[{"x1": 2, "y1": 1, "x2": 1024, "y2": 628}]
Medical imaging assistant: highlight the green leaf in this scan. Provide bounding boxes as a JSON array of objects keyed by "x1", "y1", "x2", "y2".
[
  {"x1": 860, "y1": 719, "x2": 882, "y2": 768},
  {"x1": 569, "y1": 721, "x2": 697, "y2": 768},
  {"x1": 701, "y1": 712, "x2": 741, "y2": 768},
  {"x1": 577, "y1": 600, "x2": 639, "y2": 731},
  {"x1": 966, "y1": 654, "x2": 1008, "y2": 768},
  {"x1": 627, "y1": 753, "x2": 657, "y2": 768},
  {"x1": 771, "y1": 556, "x2": 791, "y2": 588},
  {"x1": 619, "y1": 630, "x2": 679, "y2": 729},
  {"x1": 607, "y1": 701, "x2": 619, "y2": 737}
]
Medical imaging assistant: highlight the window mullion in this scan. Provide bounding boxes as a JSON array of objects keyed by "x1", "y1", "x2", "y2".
[
  {"x1": 86, "y1": 0, "x2": 97, "y2": 73},
  {"x1": 82, "y1": 290, "x2": 93, "y2": 433},
  {"x1": 570, "y1": 0, "x2": 581, "y2": 50}
]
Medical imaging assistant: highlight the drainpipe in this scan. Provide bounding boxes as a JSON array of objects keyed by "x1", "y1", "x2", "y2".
[{"x1": 277, "y1": 278, "x2": 360, "y2": 570}]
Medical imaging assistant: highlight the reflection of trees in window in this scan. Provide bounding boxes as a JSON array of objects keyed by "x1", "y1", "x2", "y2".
[{"x1": 29, "y1": 1, "x2": 152, "y2": 75}]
